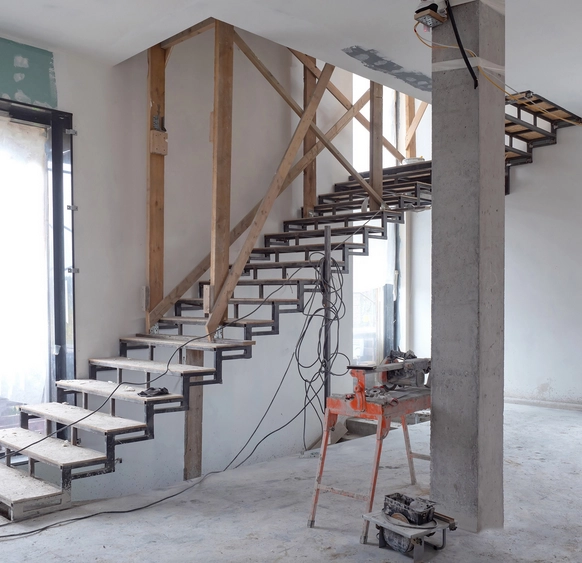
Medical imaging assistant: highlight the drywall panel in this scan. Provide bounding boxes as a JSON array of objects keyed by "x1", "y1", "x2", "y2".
[{"x1": 0, "y1": 37, "x2": 57, "y2": 107}]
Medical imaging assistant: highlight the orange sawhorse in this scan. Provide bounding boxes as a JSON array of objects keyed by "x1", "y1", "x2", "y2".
[{"x1": 307, "y1": 369, "x2": 431, "y2": 544}]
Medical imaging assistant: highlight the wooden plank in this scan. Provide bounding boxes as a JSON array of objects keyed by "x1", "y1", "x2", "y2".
[
  {"x1": 147, "y1": 45, "x2": 166, "y2": 328},
  {"x1": 370, "y1": 81, "x2": 383, "y2": 211},
  {"x1": 121, "y1": 335, "x2": 254, "y2": 350},
  {"x1": 206, "y1": 63, "x2": 335, "y2": 336},
  {"x1": 405, "y1": 100, "x2": 428, "y2": 153},
  {"x1": 290, "y1": 49, "x2": 405, "y2": 163},
  {"x1": 162, "y1": 316, "x2": 274, "y2": 327},
  {"x1": 20, "y1": 403, "x2": 147, "y2": 435},
  {"x1": 234, "y1": 33, "x2": 381, "y2": 207},
  {"x1": 89, "y1": 357, "x2": 215, "y2": 375},
  {"x1": 56, "y1": 380, "x2": 183, "y2": 404},
  {"x1": 210, "y1": 21, "x2": 234, "y2": 318},
  {"x1": 184, "y1": 350, "x2": 203, "y2": 480},
  {"x1": 146, "y1": 82, "x2": 367, "y2": 328},
  {"x1": 404, "y1": 95, "x2": 417, "y2": 159},
  {"x1": 160, "y1": 17, "x2": 216, "y2": 50},
  {"x1": 0, "y1": 428, "x2": 107, "y2": 469},
  {"x1": 303, "y1": 54, "x2": 317, "y2": 217},
  {"x1": 0, "y1": 464, "x2": 63, "y2": 504}
]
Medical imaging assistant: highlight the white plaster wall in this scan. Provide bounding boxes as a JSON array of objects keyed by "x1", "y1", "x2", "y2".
[
  {"x1": 49, "y1": 29, "x2": 354, "y2": 500},
  {"x1": 505, "y1": 127, "x2": 582, "y2": 404},
  {"x1": 409, "y1": 209, "x2": 432, "y2": 358},
  {"x1": 408, "y1": 116, "x2": 582, "y2": 405}
]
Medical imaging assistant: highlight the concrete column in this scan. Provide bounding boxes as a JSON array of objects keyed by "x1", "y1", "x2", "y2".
[{"x1": 430, "y1": 1, "x2": 505, "y2": 532}]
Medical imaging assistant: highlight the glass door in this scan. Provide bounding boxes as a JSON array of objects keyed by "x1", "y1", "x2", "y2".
[{"x1": 0, "y1": 102, "x2": 75, "y2": 433}]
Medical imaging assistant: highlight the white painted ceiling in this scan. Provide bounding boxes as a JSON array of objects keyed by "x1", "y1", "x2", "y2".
[{"x1": 0, "y1": 0, "x2": 578, "y2": 107}]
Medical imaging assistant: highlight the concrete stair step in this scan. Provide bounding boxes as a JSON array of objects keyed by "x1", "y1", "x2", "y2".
[{"x1": 0, "y1": 427, "x2": 107, "y2": 469}]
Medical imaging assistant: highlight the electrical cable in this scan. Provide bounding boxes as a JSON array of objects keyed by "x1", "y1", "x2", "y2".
[
  {"x1": 414, "y1": 23, "x2": 582, "y2": 128},
  {"x1": 0, "y1": 207, "x2": 389, "y2": 538},
  {"x1": 0, "y1": 267, "x2": 310, "y2": 463},
  {"x1": 444, "y1": 0, "x2": 478, "y2": 89}
]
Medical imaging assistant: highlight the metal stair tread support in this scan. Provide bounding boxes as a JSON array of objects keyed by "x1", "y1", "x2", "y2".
[
  {"x1": 0, "y1": 463, "x2": 63, "y2": 504},
  {"x1": 251, "y1": 241, "x2": 366, "y2": 254},
  {"x1": 178, "y1": 297, "x2": 299, "y2": 306},
  {"x1": 338, "y1": 160, "x2": 433, "y2": 188},
  {"x1": 283, "y1": 210, "x2": 403, "y2": 230},
  {"x1": 244, "y1": 260, "x2": 346, "y2": 271},
  {"x1": 89, "y1": 357, "x2": 216, "y2": 375},
  {"x1": 160, "y1": 316, "x2": 274, "y2": 327},
  {"x1": 121, "y1": 335, "x2": 255, "y2": 350},
  {"x1": 199, "y1": 277, "x2": 318, "y2": 286},
  {"x1": 0, "y1": 427, "x2": 107, "y2": 469},
  {"x1": 265, "y1": 226, "x2": 385, "y2": 243},
  {"x1": 19, "y1": 403, "x2": 147, "y2": 435},
  {"x1": 318, "y1": 181, "x2": 432, "y2": 202},
  {"x1": 56, "y1": 379, "x2": 183, "y2": 404}
]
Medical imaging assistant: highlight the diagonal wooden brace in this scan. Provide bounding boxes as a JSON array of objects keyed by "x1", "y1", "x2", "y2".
[
  {"x1": 205, "y1": 63, "x2": 335, "y2": 337},
  {"x1": 235, "y1": 33, "x2": 382, "y2": 208},
  {"x1": 291, "y1": 49, "x2": 405, "y2": 163}
]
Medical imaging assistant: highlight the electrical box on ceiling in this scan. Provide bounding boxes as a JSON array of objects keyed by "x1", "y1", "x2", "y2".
[{"x1": 415, "y1": 0, "x2": 448, "y2": 28}]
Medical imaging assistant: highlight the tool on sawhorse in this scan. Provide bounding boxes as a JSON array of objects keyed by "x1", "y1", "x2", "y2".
[{"x1": 307, "y1": 353, "x2": 431, "y2": 544}]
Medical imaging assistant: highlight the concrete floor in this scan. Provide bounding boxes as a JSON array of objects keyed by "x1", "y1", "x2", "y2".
[{"x1": 1, "y1": 403, "x2": 581, "y2": 563}]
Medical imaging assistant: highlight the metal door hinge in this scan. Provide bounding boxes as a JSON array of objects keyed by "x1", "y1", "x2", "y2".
[
  {"x1": 67, "y1": 205, "x2": 78, "y2": 211},
  {"x1": 65, "y1": 129, "x2": 78, "y2": 136},
  {"x1": 66, "y1": 267, "x2": 79, "y2": 274}
]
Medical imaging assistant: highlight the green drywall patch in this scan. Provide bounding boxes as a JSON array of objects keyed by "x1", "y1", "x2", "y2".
[{"x1": 0, "y1": 37, "x2": 57, "y2": 108}]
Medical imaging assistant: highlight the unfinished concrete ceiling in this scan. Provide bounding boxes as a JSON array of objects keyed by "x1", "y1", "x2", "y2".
[{"x1": 0, "y1": 1, "x2": 577, "y2": 104}]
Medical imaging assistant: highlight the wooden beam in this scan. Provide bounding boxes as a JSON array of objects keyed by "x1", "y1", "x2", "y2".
[
  {"x1": 146, "y1": 45, "x2": 166, "y2": 328},
  {"x1": 370, "y1": 82, "x2": 383, "y2": 211},
  {"x1": 282, "y1": 90, "x2": 371, "y2": 194},
  {"x1": 303, "y1": 55, "x2": 317, "y2": 217},
  {"x1": 146, "y1": 91, "x2": 369, "y2": 328},
  {"x1": 290, "y1": 49, "x2": 406, "y2": 163},
  {"x1": 165, "y1": 46, "x2": 174, "y2": 67},
  {"x1": 160, "y1": 17, "x2": 215, "y2": 50},
  {"x1": 404, "y1": 95, "x2": 417, "y2": 159},
  {"x1": 184, "y1": 350, "x2": 204, "y2": 480},
  {"x1": 234, "y1": 33, "x2": 382, "y2": 207},
  {"x1": 206, "y1": 64, "x2": 335, "y2": 336},
  {"x1": 210, "y1": 21, "x2": 234, "y2": 319},
  {"x1": 405, "y1": 100, "x2": 429, "y2": 152}
]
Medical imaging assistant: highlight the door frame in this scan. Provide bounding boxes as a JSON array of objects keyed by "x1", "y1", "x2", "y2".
[{"x1": 0, "y1": 99, "x2": 76, "y2": 399}]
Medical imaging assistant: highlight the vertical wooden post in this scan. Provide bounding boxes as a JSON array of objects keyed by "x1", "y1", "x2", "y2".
[
  {"x1": 210, "y1": 21, "x2": 234, "y2": 319},
  {"x1": 303, "y1": 55, "x2": 317, "y2": 217},
  {"x1": 369, "y1": 81, "x2": 384, "y2": 211},
  {"x1": 184, "y1": 350, "x2": 204, "y2": 480},
  {"x1": 405, "y1": 94, "x2": 417, "y2": 159},
  {"x1": 146, "y1": 45, "x2": 166, "y2": 330}
]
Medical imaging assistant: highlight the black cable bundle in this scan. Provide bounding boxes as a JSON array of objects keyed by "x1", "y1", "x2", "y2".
[{"x1": 444, "y1": 0, "x2": 479, "y2": 89}]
